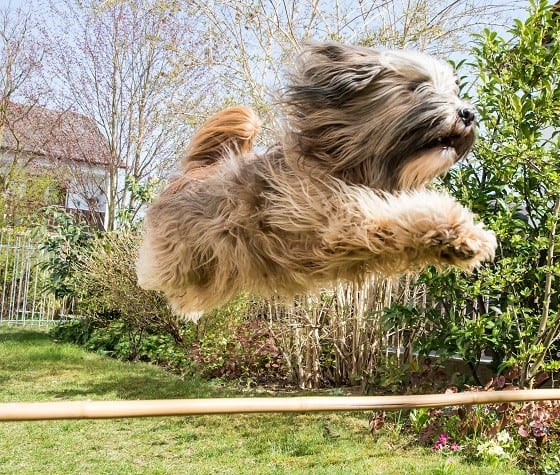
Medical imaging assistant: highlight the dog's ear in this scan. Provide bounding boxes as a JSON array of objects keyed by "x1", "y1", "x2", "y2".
[{"x1": 285, "y1": 42, "x2": 384, "y2": 107}]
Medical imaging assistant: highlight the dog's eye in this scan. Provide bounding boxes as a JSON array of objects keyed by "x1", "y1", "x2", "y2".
[
  {"x1": 407, "y1": 82, "x2": 422, "y2": 93},
  {"x1": 409, "y1": 81, "x2": 433, "y2": 94}
]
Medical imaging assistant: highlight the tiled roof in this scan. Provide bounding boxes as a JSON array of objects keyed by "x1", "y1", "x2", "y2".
[{"x1": 1, "y1": 102, "x2": 112, "y2": 167}]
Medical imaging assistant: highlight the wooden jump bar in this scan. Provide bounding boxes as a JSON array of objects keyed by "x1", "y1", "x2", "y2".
[{"x1": 2, "y1": 389, "x2": 560, "y2": 421}]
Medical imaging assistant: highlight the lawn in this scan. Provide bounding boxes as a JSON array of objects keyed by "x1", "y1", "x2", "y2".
[{"x1": 0, "y1": 327, "x2": 523, "y2": 475}]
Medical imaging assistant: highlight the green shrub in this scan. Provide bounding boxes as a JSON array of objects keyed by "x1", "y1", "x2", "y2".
[
  {"x1": 45, "y1": 227, "x2": 196, "y2": 373},
  {"x1": 189, "y1": 296, "x2": 288, "y2": 385},
  {"x1": 72, "y1": 231, "x2": 184, "y2": 342},
  {"x1": 38, "y1": 208, "x2": 95, "y2": 300},
  {"x1": 51, "y1": 317, "x2": 196, "y2": 374},
  {"x1": 385, "y1": 0, "x2": 560, "y2": 387},
  {"x1": 50, "y1": 236, "x2": 286, "y2": 382},
  {"x1": 462, "y1": 0, "x2": 560, "y2": 387},
  {"x1": 50, "y1": 318, "x2": 96, "y2": 345}
]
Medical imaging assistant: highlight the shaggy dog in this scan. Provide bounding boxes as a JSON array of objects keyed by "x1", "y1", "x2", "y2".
[{"x1": 136, "y1": 42, "x2": 497, "y2": 321}]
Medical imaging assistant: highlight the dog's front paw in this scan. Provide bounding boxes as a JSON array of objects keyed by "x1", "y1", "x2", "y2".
[{"x1": 424, "y1": 223, "x2": 497, "y2": 270}]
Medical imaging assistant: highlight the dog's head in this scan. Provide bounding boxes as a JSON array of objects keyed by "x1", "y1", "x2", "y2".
[{"x1": 281, "y1": 43, "x2": 476, "y2": 191}]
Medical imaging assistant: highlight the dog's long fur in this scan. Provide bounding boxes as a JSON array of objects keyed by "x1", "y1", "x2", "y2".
[{"x1": 136, "y1": 42, "x2": 497, "y2": 320}]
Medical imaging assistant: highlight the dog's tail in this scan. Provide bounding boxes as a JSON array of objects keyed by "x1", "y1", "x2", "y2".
[{"x1": 181, "y1": 106, "x2": 261, "y2": 172}]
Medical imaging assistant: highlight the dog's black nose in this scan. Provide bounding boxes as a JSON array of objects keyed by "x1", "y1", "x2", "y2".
[{"x1": 458, "y1": 107, "x2": 475, "y2": 125}]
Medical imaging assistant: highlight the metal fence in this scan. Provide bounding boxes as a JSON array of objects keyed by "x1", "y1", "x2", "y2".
[{"x1": 0, "y1": 229, "x2": 63, "y2": 326}]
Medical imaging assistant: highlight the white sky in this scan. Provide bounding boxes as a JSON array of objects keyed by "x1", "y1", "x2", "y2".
[{"x1": 4, "y1": 0, "x2": 532, "y2": 25}]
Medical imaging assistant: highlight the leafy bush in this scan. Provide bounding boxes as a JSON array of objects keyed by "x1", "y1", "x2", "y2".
[
  {"x1": 188, "y1": 296, "x2": 288, "y2": 385},
  {"x1": 44, "y1": 226, "x2": 195, "y2": 372},
  {"x1": 385, "y1": 0, "x2": 560, "y2": 387},
  {"x1": 49, "y1": 233, "x2": 286, "y2": 382},
  {"x1": 38, "y1": 207, "x2": 95, "y2": 300},
  {"x1": 72, "y1": 230, "x2": 185, "y2": 342},
  {"x1": 462, "y1": 0, "x2": 560, "y2": 387},
  {"x1": 50, "y1": 317, "x2": 196, "y2": 374},
  {"x1": 50, "y1": 318, "x2": 96, "y2": 346},
  {"x1": 461, "y1": 0, "x2": 560, "y2": 387}
]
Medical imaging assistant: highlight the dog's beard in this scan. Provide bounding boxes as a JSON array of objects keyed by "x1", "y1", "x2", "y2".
[
  {"x1": 396, "y1": 148, "x2": 459, "y2": 190},
  {"x1": 392, "y1": 108, "x2": 476, "y2": 190}
]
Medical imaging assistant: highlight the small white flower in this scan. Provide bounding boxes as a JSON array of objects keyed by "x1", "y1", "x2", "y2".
[
  {"x1": 488, "y1": 444, "x2": 506, "y2": 458},
  {"x1": 477, "y1": 439, "x2": 509, "y2": 460},
  {"x1": 476, "y1": 441, "x2": 491, "y2": 455},
  {"x1": 496, "y1": 430, "x2": 511, "y2": 445}
]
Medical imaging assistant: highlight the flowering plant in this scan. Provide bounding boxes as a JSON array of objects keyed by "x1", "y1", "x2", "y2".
[
  {"x1": 433, "y1": 433, "x2": 460, "y2": 453},
  {"x1": 476, "y1": 431, "x2": 514, "y2": 467}
]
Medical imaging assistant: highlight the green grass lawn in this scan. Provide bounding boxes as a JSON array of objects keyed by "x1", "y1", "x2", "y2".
[{"x1": 0, "y1": 327, "x2": 524, "y2": 475}]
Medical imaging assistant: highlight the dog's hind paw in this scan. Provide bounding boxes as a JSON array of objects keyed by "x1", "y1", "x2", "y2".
[{"x1": 424, "y1": 223, "x2": 497, "y2": 270}]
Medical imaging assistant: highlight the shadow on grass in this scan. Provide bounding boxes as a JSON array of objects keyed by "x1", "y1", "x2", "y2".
[
  {"x1": 0, "y1": 327, "x2": 225, "y2": 402},
  {"x1": 44, "y1": 373, "x2": 216, "y2": 401},
  {"x1": 0, "y1": 327, "x2": 51, "y2": 344}
]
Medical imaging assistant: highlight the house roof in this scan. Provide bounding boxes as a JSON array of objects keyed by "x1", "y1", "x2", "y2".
[{"x1": 1, "y1": 102, "x2": 113, "y2": 167}]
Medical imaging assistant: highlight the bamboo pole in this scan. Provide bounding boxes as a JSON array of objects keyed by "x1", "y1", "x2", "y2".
[{"x1": 2, "y1": 389, "x2": 560, "y2": 422}]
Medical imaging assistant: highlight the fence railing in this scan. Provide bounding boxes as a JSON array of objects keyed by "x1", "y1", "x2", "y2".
[{"x1": 0, "y1": 229, "x2": 65, "y2": 326}]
